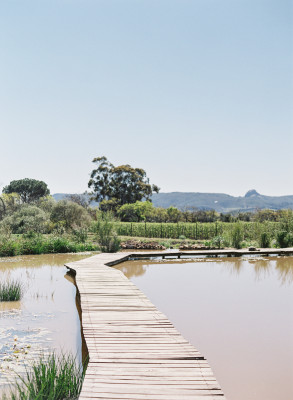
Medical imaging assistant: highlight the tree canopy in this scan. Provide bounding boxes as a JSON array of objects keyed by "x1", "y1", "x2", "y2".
[
  {"x1": 88, "y1": 156, "x2": 160, "y2": 206},
  {"x1": 2, "y1": 178, "x2": 50, "y2": 203}
]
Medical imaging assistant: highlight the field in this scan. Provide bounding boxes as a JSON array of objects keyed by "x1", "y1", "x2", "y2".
[{"x1": 114, "y1": 220, "x2": 293, "y2": 248}]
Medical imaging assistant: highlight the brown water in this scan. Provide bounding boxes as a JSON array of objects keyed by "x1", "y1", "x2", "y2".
[
  {"x1": 115, "y1": 256, "x2": 293, "y2": 400},
  {"x1": 0, "y1": 252, "x2": 92, "y2": 393}
]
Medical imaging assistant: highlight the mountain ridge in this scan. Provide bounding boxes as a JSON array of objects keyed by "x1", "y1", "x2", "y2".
[
  {"x1": 53, "y1": 190, "x2": 293, "y2": 213},
  {"x1": 151, "y1": 190, "x2": 293, "y2": 212}
]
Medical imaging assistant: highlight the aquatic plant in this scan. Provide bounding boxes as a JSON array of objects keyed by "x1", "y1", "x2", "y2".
[
  {"x1": 7, "y1": 353, "x2": 86, "y2": 400},
  {"x1": 0, "y1": 280, "x2": 23, "y2": 301}
]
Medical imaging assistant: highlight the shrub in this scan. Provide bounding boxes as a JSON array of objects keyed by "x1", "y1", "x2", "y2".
[
  {"x1": 276, "y1": 231, "x2": 289, "y2": 248},
  {"x1": 0, "y1": 237, "x2": 20, "y2": 256},
  {"x1": 92, "y1": 212, "x2": 121, "y2": 252},
  {"x1": 212, "y1": 235, "x2": 224, "y2": 249},
  {"x1": 259, "y1": 232, "x2": 270, "y2": 248},
  {"x1": 71, "y1": 227, "x2": 88, "y2": 243},
  {"x1": 0, "y1": 205, "x2": 50, "y2": 234},
  {"x1": 51, "y1": 200, "x2": 92, "y2": 230}
]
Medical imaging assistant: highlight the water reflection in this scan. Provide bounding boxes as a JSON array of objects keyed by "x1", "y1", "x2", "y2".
[
  {"x1": 117, "y1": 255, "x2": 293, "y2": 285},
  {"x1": 0, "y1": 253, "x2": 92, "y2": 394},
  {"x1": 115, "y1": 255, "x2": 293, "y2": 400},
  {"x1": 0, "y1": 252, "x2": 94, "y2": 271},
  {"x1": 275, "y1": 257, "x2": 293, "y2": 285},
  {"x1": 118, "y1": 263, "x2": 147, "y2": 279}
]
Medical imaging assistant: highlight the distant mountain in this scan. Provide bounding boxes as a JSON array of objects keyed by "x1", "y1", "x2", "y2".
[
  {"x1": 151, "y1": 190, "x2": 293, "y2": 213},
  {"x1": 53, "y1": 193, "x2": 98, "y2": 207},
  {"x1": 53, "y1": 190, "x2": 293, "y2": 213}
]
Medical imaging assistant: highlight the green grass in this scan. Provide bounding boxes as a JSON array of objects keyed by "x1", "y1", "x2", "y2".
[
  {"x1": 6, "y1": 353, "x2": 86, "y2": 400},
  {"x1": 0, "y1": 280, "x2": 23, "y2": 301},
  {"x1": 0, "y1": 235, "x2": 99, "y2": 257},
  {"x1": 113, "y1": 220, "x2": 293, "y2": 248}
]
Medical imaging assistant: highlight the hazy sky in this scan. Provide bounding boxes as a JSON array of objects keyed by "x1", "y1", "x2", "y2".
[{"x1": 1, "y1": 0, "x2": 292, "y2": 196}]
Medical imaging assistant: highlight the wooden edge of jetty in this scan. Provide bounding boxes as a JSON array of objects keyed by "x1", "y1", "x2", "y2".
[{"x1": 65, "y1": 247, "x2": 293, "y2": 399}]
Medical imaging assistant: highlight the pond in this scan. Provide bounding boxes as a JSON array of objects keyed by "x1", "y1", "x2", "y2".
[
  {"x1": 115, "y1": 255, "x2": 293, "y2": 400},
  {"x1": 0, "y1": 253, "x2": 92, "y2": 396}
]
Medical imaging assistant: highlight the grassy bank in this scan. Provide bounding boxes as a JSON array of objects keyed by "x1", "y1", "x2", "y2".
[
  {"x1": 0, "y1": 234, "x2": 98, "y2": 257},
  {"x1": 1, "y1": 219, "x2": 293, "y2": 257}
]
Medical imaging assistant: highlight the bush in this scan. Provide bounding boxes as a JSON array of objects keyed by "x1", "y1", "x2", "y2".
[
  {"x1": 0, "y1": 235, "x2": 23, "y2": 256},
  {"x1": 0, "y1": 205, "x2": 50, "y2": 234},
  {"x1": 212, "y1": 235, "x2": 224, "y2": 249},
  {"x1": 51, "y1": 200, "x2": 92, "y2": 230},
  {"x1": 276, "y1": 231, "x2": 292, "y2": 248},
  {"x1": 92, "y1": 212, "x2": 121, "y2": 252},
  {"x1": 259, "y1": 232, "x2": 271, "y2": 248},
  {"x1": 71, "y1": 227, "x2": 88, "y2": 243},
  {"x1": 44, "y1": 236, "x2": 97, "y2": 253}
]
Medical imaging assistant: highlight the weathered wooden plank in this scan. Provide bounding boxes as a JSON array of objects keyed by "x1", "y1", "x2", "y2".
[{"x1": 65, "y1": 253, "x2": 226, "y2": 399}]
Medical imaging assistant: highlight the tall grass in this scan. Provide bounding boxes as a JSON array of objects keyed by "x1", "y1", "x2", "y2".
[
  {"x1": 0, "y1": 235, "x2": 98, "y2": 257},
  {"x1": 230, "y1": 223, "x2": 243, "y2": 249},
  {"x1": 113, "y1": 220, "x2": 293, "y2": 248},
  {"x1": 7, "y1": 353, "x2": 86, "y2": 400},
  {"x1": 0, "y1": 280, "x2": 23, "y2": 301}
]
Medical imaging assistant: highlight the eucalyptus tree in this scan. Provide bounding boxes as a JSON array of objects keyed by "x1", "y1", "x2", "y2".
[{"x1": 88, "y1": 156, "x2": 160, "y2": 207}]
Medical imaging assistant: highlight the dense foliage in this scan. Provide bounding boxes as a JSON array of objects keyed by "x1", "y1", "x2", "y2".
[
  {"x1": 3, "y1": 178, "x2": 50, "y2": 203},
  {"x1": 88, "y1": 156, "x2": 159, "y2": 206},
  {"x1": 0, "y1": 181, "x2": 293, "y2": 255}
]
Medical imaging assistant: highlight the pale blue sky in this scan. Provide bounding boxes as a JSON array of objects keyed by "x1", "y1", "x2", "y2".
[{"x1": 1, "y1": 0, "x2": 292, "y2": 196}]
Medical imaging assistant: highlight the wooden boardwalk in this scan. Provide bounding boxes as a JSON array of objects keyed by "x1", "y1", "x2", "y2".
[
  {"x1": 124, "y1": 247, "x2": 293, "y2": 259},
  {"x1": 66, "y1": 253, "x2": 226, "y2": 400}
]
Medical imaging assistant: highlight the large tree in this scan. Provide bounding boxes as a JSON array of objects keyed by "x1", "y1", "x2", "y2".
[
  {"x1": 88, "y1": 156, "x2": 160, "y2": 206},
  {"x1": 2, "y1": 178, "x2": 50, "y2": 203}
]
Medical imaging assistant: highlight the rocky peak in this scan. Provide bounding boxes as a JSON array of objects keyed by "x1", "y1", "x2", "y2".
[{"x1": 244, "y1": 189, "x2": 261, "y2": 198}]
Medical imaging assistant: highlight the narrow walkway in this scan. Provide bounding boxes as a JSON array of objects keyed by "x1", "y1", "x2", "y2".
[{"x1": 66, "y1": 253, "x2": 226, "y2": 400}]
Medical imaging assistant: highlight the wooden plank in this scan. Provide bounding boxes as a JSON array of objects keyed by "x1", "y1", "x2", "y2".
[{"x1": 65, "y1": 253, "x2": 226, "y2": 399}]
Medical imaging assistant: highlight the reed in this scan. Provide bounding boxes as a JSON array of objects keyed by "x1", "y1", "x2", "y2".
[
  {"x1": 0, "y1": 280, "x2": 23, "y2": 301},
  {"x1": 7, "y1": 353, "x2": 86, "y2": 400}
]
